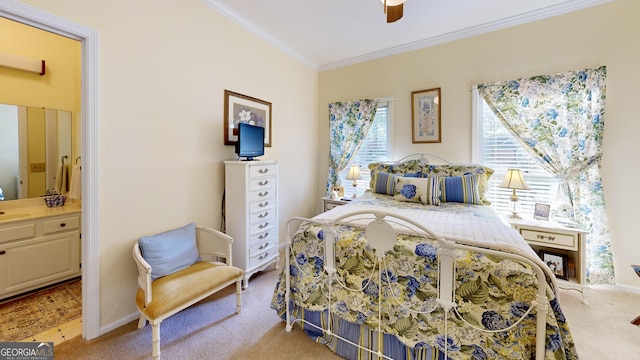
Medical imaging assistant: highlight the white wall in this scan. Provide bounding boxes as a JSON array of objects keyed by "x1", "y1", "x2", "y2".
[
  {"x1": 17, "y1": 0, "x2": 319, "y2": 331},
  {"x1": 318, "y1": 0, "x2": 640, "y2": 288}
]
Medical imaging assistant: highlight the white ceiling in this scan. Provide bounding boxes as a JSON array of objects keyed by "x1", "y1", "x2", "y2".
[{"x1": 204, "y1": 0, "x2": 611, "y2": 71}]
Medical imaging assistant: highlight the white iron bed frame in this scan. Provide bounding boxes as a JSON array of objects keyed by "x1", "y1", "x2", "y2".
[{"x1": 283, "y1": 210, "x2": 550, "y2": 360}]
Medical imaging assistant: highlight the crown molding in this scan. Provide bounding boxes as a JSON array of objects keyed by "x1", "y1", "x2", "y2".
[
  {"x1": 320, "y1": 0, "x2": 614, "y2": 71},
  {"x1": 204, "y1": 0, "x2": 613, "y2": 72},
  {"x1": 201, "y1": 0, "x2": 318, "y2": 70}
]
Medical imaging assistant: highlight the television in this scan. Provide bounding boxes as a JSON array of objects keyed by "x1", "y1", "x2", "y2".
[{"x1": 235, "y1": 122, "x2": 265, "y2": 161}]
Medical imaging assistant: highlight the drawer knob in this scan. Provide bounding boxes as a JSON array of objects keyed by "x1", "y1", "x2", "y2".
[
  {"x1": 258, "y1": 180, "x2": 269, "y2": 186},
  {"x1": 258, "y1": 168, "x2": 269, "y2": 174},
  {"x1": 258, "y1": 211, "x2": 269, "y2": 218},
  {"x1": 0, "y1": 250, "x2": 5, "y2": 255},
  {"x1": 259, "y1": 201, "x2": 269, "y2": 208},
  {"x1": 258, "y1": 191, "x2": 269, "y2": 197},
  {"x1": 258, "y1": 252, "x2": 269, "y2": 260},
  {"x1": 258, "y1": 232, "x2": 269, "y2": 239},
  {"x1": 536, "y1": 234, "x2": 556, "y2": 241},
  {"x1": 259, "y1": 242, "x2": 269, "y2": 250},
  {"x1": 258, "y1": 222, "x2": 269, "y2": 229},
  {"x1": 60, "y1": 223, "x2": 66, "y2": 228}
]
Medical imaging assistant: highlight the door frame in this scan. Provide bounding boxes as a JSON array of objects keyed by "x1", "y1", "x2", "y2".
[{"x1": 0, "y1": 0, "x2": 100, "y2": 340}]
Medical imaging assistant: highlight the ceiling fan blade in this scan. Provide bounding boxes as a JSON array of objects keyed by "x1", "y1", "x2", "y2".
[{"x1": 386, "y1": 3, "x2": 403, "y2": 23}]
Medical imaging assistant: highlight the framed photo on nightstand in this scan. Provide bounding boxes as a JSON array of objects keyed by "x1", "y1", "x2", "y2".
[
  {"x1": 540, "y1": 250, "x2": 568, "y2": 280},
  {"x1": 534, "y1": 203, "x2": 551, "y2": 221}
]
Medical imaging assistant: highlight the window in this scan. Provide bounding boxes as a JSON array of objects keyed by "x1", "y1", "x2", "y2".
[
  {"x1": 340, "y1": 99, "x2": 392, "y2": 198},
  {"x1": 474, "y1": 92, "x2": 559, "y2": 218}
]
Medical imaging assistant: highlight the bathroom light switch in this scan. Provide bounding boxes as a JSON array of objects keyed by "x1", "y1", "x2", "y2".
[{"x1": 30, "y1": 163, "x2": 46, "y2": 172}]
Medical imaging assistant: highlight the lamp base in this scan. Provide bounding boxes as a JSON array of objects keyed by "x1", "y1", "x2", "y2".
[
  {"x1": 508, "y1": 212, "x2": 522, "y2": 220},
  {"x1": 352, "y1": 182, "x2": 358, "y2": 199}
]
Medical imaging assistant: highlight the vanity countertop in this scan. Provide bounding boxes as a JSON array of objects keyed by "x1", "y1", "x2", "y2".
[{"x1": 0, "y1": 198, "x2": 81, "y2": 224}]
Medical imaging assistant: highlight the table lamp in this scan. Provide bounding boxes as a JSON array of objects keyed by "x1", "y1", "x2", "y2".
[
  {"x1": 346, "y1": 164, "x2": 362, "y2": 198},
  {"x1": 499, "y1": 169, "x2": 530, "y2": 220}
]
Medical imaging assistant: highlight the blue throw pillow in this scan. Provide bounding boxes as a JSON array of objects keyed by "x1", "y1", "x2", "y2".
[
  {"x1": 371, "y1": 170, "x2": 396, "y2": 195},
  {"x1": 439, "y1": 174, "x2": 483, "y2": 205},
  {"x1": 138, "y1": 223, "x2": 200, "y2": 280}
]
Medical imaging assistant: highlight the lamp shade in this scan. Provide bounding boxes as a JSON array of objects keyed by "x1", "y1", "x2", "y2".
[
  {"x1": 499, "y1": 169, "x2": 531, "y2": 190},
  {"x1": 346, "y1": 165, "x2": 362, "y2": 181}
]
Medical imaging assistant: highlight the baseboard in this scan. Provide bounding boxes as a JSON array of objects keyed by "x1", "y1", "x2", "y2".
[
  {"x1": 591, "y1": 283, "x2": 640, "y2": 294},
  {"x1": 100, "y1": 311, "x2": 140, "y2": 336}
]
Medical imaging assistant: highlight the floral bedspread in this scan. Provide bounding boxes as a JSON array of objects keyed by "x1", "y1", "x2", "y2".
[{"x1": 271, "y1": 193, "x2": 578, "y2": 359}]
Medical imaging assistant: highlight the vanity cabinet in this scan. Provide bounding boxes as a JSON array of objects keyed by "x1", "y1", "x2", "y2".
[
  {"x1": 0, "y1": 213, "x2": 81, "y2": 299},
  {"x1": 224, "y1": 160, "x2": 279, "y2": 289}
]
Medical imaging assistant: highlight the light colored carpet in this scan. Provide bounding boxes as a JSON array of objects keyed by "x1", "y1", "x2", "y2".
[
  {"x1": 0, "y1": 278, "x2": 82, "y2": 342},
  {"x1": 53, "y1": 268, "x2": 640, "y2": 360}
]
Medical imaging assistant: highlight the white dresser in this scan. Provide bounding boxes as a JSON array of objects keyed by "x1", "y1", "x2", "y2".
[{"x1": 224, "y1": 160, "x2": 279, "y2": 289}]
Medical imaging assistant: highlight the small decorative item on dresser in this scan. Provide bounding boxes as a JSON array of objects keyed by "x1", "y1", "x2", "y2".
[{"x1": 540, "y1": 250, "x2": 568, "y2": 280}]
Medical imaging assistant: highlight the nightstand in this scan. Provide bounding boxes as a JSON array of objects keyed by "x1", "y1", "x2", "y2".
[
  {"x1": 510, "y1": 220, "x2": 588, "y2": 295},
  {"x1": 321, "y1": 196, "x2": 350, "y2": 212}
]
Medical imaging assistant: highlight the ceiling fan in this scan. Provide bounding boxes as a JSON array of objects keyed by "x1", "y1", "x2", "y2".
[{"x1": 382, "y1": 0, "x2": 407, "y2": 23}]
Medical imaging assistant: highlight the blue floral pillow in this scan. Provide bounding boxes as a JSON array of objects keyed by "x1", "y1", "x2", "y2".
[{"x1": 393, "y1": 176, "x2": 440, "y2": 205}]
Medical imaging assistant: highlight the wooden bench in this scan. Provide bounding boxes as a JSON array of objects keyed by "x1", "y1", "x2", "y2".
[{"x1": 133, "y1": 224, "x2": 243, "y2": 359}]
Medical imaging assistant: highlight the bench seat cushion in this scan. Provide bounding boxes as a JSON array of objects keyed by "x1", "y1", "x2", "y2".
[{"x1": 136, "y1": 261, "x2": 243, "y2": 320}]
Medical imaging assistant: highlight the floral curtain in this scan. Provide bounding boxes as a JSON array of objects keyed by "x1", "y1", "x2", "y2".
[
  {"x1": 477, "y1": 66, "x2": 614, "y2": 285},
  {"x1": 326, "y1": 99, "x2": 378, "y2": 194}
]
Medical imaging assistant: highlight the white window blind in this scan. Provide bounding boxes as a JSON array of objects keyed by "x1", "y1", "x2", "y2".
[
  {"x1": 340, "y1": 100, "x2": 391, "y2": 198},
  {"x1": 475, "y1": 93, "x2": 559, "y2": 219}
]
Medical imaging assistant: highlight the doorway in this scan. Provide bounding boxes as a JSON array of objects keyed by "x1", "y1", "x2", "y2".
[{"x1": 0, "y1": 1, "x2": 100, "y2": 340}]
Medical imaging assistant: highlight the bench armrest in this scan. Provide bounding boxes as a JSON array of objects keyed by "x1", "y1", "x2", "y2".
[
  {"x1": 196, "y1": 226, "x2": 234, "y2": 266},
  {"x1": 132, "y1": 243, "x2": 153, "y2": 306}
]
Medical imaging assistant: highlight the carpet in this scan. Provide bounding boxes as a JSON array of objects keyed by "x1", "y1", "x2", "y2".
[{"x1": 0, "y1": 278, "x2": 82, "y2": 341}]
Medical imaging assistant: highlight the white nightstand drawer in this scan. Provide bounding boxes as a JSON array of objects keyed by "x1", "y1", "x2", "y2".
[{"x1": 520, "y1": 229, "x2": 577, "y2": 250}]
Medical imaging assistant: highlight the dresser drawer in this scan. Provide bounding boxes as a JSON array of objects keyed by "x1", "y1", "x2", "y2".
[
  {"x1": 43, "y1": 216, "x2": 80, "y2": 235},
  {"x1": 249, "y1": 164, "x2": 276, "y2": 179},
  {"x1": 249, "y1": 177, "x2": 275, "y2": 191},
  {"x1": 248, "y1": 247, "x2": 277, "y2": 269},
  {"x1": 249, "y1": 228, "x2": 274, "y2": 246},
  {"x1": 520, "y1": 228, "x2": 577, "y2": 250},
  {"x1": 0, "y1": 223, "x2": 36, "y2": 243},
  {"x1": 248, "y1": 238, "x2": 277, "y2": 257},
  {"x1": 249, "y1": 199, "x2": 274, "y2": 213},
  {"x1": 248, "y1": 188, "x2": 275, "y2": 202},
  {"x1": 249, "y1": 219, "x2": 274, "y2": 236},
  {"x1": 249, "y1": 208, "x2": 275, "y2": 224}
]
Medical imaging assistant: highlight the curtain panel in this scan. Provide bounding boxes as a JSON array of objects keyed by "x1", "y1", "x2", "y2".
[
  {"x1": 477, "y1": 66, "x2": 614, "y2": 285},
  {"x1": 326, "y1": 99, "x2": 378, "y2": 194}
]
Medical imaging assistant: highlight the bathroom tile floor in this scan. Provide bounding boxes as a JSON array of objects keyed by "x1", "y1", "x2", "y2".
[{"x1": 20, "y1": 318, "x2": 82, "y2": 345}]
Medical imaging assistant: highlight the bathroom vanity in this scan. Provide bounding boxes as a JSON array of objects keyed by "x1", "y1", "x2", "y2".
[{"x1": 0, "y1": 198, "x2": 81, "y2": 300}]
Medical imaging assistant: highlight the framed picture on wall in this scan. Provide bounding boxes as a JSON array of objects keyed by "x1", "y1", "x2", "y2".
[
  {"x1": 224, "y1": 90, "x2": 272, "y2": 146},
  {"x1": 411, "y1": 87, "x2": 441, "y2": 143}
]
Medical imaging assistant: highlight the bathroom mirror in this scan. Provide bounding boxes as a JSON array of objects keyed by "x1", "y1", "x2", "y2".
[{"x1": 0, "y1": 104, "x2": 73, "y2": 201}]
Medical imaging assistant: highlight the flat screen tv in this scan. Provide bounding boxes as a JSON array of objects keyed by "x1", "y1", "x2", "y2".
[{"x1": 235, "y1": 122, "x2": 265, "y2": 161}]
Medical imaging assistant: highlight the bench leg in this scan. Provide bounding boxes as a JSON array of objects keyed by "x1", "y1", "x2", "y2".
[
  {"x1": 236, "y1": 279, "x2": 242, "y2": 314},
  {"x1": 137, "y1": 315, "x2": 147, "y2": 329},
  {"x1": 152, "y1": 322, "x2": 161, "y2": 359}
]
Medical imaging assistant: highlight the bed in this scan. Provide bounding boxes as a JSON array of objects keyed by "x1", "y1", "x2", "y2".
[{"x1": 271, "y1": 154, "x2": 578, "y2": 360}]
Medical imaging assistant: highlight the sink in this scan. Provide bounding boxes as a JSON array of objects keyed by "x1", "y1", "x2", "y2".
[{"x1": 0, "y1": 213, "x2": 31, "y2": 222}]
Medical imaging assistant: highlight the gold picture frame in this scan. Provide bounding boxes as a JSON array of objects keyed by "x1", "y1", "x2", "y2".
[
  {"x1": 411, "y1": 87, "x2": 441, "y2": 143},
  {"x1": 224, "y1": 90, "x2": 272, "y2": 146}
]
